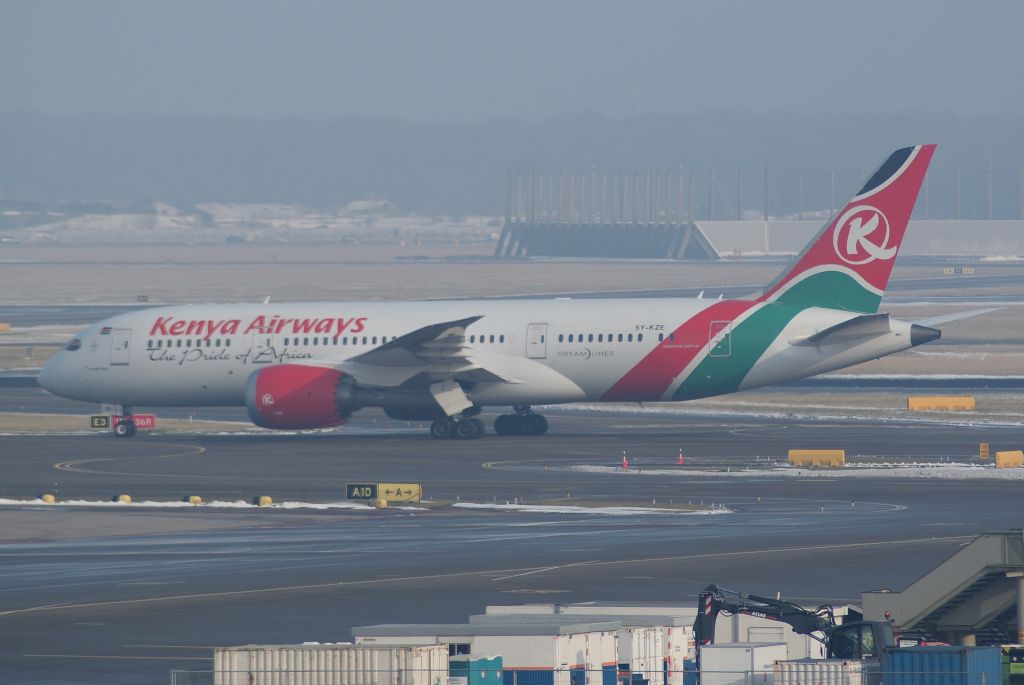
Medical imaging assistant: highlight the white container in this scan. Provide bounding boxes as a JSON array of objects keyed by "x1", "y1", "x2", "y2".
[
  {"x1": 700, "y1": 643, "x2": 787, "y2": 685},
  {"x1": 773, "y1": 659, "x2": 880, "y2": 685},
  {"x1": 213, "y1": 643, "x2": 449, "y2": 685}
]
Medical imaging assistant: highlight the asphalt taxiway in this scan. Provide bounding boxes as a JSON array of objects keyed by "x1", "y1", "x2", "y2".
[{"x1": 1, "y1": 410, "x2": 1022, "y2": 684}]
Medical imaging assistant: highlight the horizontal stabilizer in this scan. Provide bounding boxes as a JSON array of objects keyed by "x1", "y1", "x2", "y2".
[
  {"x1": 913, "y1": 307, "x2": 1001, "y2": 327},
  {"x1": 791, "y1": 313, "x2": 891, "y2": 346}
]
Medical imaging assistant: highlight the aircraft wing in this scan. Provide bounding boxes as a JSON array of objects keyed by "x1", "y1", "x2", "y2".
[{"x1": 344, "y1": 315, "x2": 513, "y2": 385}]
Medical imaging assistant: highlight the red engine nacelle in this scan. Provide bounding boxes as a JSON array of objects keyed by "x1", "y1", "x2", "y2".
[{"x1": 245, "y1": 364, "x2": 352, "y2": 430}]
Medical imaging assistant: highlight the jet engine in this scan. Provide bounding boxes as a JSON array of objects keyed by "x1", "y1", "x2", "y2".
[{"x1": 244, "y1": 364, "x2": 365, "y2": 430}]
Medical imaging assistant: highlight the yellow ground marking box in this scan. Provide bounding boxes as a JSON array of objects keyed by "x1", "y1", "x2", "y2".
[
  {"x1": 788, "y1": 449, "x2": 846, "y2": 467},
  {"x1": 907, "y1": 396, "x2": 976, "y2": 411}
]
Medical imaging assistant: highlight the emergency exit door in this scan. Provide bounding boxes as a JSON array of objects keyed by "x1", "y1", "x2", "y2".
[
  {"x1": 526, "y1": 323, "x2": 548, "y2": 359},
  {"x1": 110, "y1": 329, "x2": 132, "y2": 365}
]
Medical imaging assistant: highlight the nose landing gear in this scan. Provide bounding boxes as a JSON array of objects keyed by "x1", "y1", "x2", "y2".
[{"x1": 113, "y1": 420, "x2": 137, "y2": 438}]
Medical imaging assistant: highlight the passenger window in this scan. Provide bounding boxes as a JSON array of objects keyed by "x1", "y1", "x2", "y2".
[
  {"x1": 540, "y1": 335, "x2": 545, "y2": 343},
  {"x1": 628, "y1": 334, "x2": 634, "y2": 342},
  {"x1": 598, "y1": 334, "x2": 603, "y2": 342},
  {"x1": 658, "y1": 333, "x2": 664, "y2": 342},
  {"x1": 362, "y1": 336, "x2": 367, "y2": 345},
  {"x1": 558, "y1": 334, "x2": 564, "y2": 342},
  {"x1": 342, "y1": 337, "x2": 348, "y2": 345},
  {"x1": 313, "y1": 338, "x2": 318, "y2": 346},
  {"x1": 470, "y1": 335, "x2": 475, "y2": 343},
  {"x1": 588, "y1": 334, "x2": 593, "y2": 342},
  {"x1": 568, "y1": 334, "x2": 573, "y2": 343},
  {"x1": 489, "y1": 335, "x2": 495, "y2": 343},
  {"x1": 638, "y1": 334, "x2": 643, "y2": 342},
  {"x1": 618, "y1": 334, "x2": 623, "y2": 342},
  {"x1": 226, "y1": 339, "x2": 231, "y2": 347},
  {"x1": 669, "y1": 333, "x2": 675, "y2": 341},
  {"x1": 499, "y1": 335, "x2": 505, "y2": 343}
]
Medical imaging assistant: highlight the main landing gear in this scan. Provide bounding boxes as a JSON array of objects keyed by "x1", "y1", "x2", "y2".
[
  {"x1": 494, "y1": 407, "x2": 549, "y2": 436},
  {"x1": 429, "y1": 416, "x2": 485, "y2": 440}
]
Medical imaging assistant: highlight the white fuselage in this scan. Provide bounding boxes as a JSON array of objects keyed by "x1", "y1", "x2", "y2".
[{"x1": 40, "y1": 297, "x2": 920, "y2": 410}]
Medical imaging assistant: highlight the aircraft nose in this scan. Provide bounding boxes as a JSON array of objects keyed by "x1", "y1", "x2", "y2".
[{"x1": 38, "y1": 352, "x2": 62, "y2": 395}]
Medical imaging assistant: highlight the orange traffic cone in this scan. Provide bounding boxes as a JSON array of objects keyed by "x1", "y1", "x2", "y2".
[
  {"x1": 622, "y1": 452, "x2": 629, "y2": 469},
  {"x1": 678, "y1": 450, "x2": 684, "y2": 465}
]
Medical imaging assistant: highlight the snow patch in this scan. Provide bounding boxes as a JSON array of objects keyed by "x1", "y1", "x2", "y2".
[
  {"x1": 0, "y1": 498, "x2": 425, "y2": 510},
  {"x1": 452, "y1": 502, "x2": 730, "y2": 515},
  {"x1": 571, "y1": 464, "x2": 1024, "y2": 480}
]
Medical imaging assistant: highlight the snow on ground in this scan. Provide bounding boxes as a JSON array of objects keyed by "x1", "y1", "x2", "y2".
[
  {"x1": 452, "y1": 502, "x2": 731, "y2": 515},
  {"x1": 0, "y1": 498, "x2": 424, "y2": 510},
  {"x1": 551, "y1": 402, "x2": 1020, "y2": 427},
  {"x1": 571, "y1": 463, "x2": 1024, "y2": 480}
]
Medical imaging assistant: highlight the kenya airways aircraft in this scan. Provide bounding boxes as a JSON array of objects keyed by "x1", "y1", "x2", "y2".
[{"x1": 42, "y1": 145, "x2": 950, "y2": 439}]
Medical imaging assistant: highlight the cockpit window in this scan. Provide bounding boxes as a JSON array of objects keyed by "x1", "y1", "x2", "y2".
[{"x1": 65, "y1": 338, "x2": 82, "y2": 351}]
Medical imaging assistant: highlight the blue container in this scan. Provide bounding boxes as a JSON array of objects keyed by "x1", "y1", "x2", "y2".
[
  {"x1": 885, "y1": 646, "x2": 1001, "y2": 685},
  {"x1": 602, "y1": 664, "x2": 617, "y2": 685},
  {"x1": 451, "y1": 656, "x2": 504, "y2": 685},
  {"x1": 682, "y1": 660, "x2": 698, "y2": 685},
  {"x1": 504, "y1": 670, "x2": 554, "y2": 685}
]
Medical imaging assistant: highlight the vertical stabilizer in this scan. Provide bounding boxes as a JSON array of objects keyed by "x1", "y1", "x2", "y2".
[{"x1": 759, "y1": 144, "x2": 936, "y2": 312}]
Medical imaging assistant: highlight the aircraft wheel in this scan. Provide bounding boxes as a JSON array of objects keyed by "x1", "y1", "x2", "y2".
[
  {"x1": 457, "y1": 418, "x2": 484, "y2": 440},
  {"x1": 494, "y1": 414, "x2": 520, "y2": 436},
  {"x1": 519, "y1": 414, "x2": 547, "y2": 436},
  {"x1": 429, "y1": 419, "x2": 453, "y2": 439},
  {"x1": 114, "y1": 420, "x2": 137, "y2": 438},
  {"x1": 533, "y1": 414, "x2": 549, "y2": 435}
]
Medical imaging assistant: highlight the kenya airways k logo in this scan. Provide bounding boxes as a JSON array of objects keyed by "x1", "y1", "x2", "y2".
[{"x1": 832, "y1": 205, "x2": 897, "y2": 265}]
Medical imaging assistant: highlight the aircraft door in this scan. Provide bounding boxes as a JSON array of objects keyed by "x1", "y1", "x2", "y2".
[
  {"x1": 526, "y1": 323, "x2": 548, "y2": 359},
  {"x1": 110, "y1": 329, "x2": 132, "y2": 365},
  {"x1": 708, "y1": 320, "x2": 732, "y2": 358}
]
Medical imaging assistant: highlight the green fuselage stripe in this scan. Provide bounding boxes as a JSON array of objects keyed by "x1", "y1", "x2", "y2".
[
  {"x1": 671, "y1": 271, "x2": 880, "y2": 400},
  {"x1": 673, "y1": 302, "x2": 799, "y2": 400}
]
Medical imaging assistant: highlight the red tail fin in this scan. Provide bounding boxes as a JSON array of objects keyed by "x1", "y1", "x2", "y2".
[{"x1": 760, "y1": 144, "x2": 936, "y2": 313}]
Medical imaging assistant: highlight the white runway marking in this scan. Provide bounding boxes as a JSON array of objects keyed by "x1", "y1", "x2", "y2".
[
  {"x1": 492, "y1": 560, "x2": 599, "y2": 581},
  {"x1": 0, "y1": 535, "x2": 972, "y2": 618}
]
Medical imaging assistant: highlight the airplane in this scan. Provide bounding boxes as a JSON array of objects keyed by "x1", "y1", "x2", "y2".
[{"x1": 42, "y1": 144, "x2": 957, "y2": 439}]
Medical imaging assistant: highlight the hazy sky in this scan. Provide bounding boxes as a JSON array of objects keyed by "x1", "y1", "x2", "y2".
[{"x1": 2, "y1": 0, "x2": 1022, "y2": 121}]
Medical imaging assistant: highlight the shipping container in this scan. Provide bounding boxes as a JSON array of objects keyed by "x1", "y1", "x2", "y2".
[
  {"x1": 490, "y1": 602, "x2": 852, "y2": 660},
  {"x1": 883, "y1": 646, "x2": 1001, "y2": 685},
  {"x1": 213, "y1": 643, "x2": 449, "y2": 685},
  {"x1": 699, "y1": 643, "x2": 787, "y2": 685},
  {"x1": 773, "y1": 659, "x2": 880, "y2": 685},
  {"x1": 469, "y1": 614, "x2": 674, "y2": 684},
  {"x1": 355, "y1": 623, "x2": 619, "y2": 685},
  {"x1": 450, "y1": 656, "x2": 503, "y2": 685}
]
